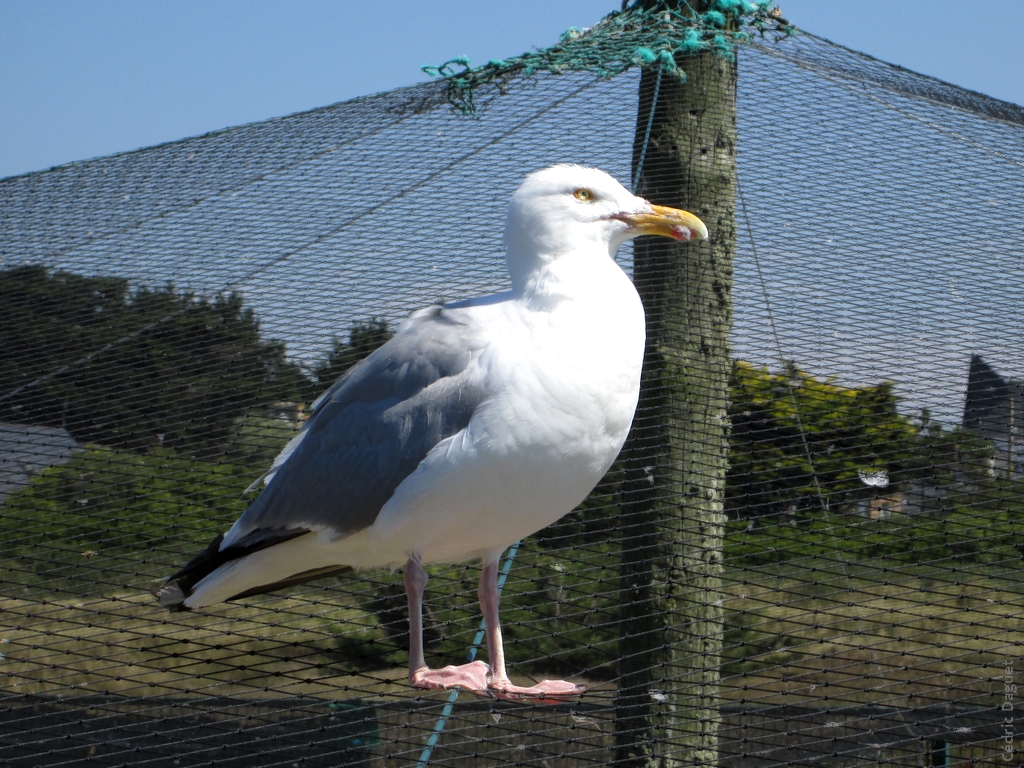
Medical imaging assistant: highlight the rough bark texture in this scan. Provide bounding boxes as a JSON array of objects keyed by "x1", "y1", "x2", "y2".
[{"x1": 613, "y1": 42, "x2": 738, "y2": 768}]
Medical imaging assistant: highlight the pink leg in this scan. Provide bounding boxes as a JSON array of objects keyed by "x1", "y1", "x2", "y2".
[
  {"x1": 479, "y1": 553, "x2": 587, "y2": 704},
  {"x1": 405, "y1": 555, "x2": 490, "y2": 694}
]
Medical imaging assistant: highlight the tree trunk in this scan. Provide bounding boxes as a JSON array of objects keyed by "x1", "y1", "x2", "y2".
[{"x1": 614, "y1": 35, "x2": 738, "y2": 768}]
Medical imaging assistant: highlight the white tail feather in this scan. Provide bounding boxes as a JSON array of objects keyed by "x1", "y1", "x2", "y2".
[{"x1": 184, "y1": 534, "x2": 334, "y2": 609}]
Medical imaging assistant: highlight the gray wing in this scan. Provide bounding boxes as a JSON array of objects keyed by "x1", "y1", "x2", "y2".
[{"x1": 223, "y1": 305, "x2": 489, "y2": 546}]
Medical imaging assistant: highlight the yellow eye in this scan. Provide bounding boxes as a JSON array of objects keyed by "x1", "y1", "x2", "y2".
[{"x1": 573, "y1": 188, "x2": 594, "y2": 202}]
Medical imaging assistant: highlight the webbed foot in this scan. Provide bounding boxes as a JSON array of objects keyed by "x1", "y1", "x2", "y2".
[
  {"x1": 488, "y1": 677, "x2": 587, "y2": 704},
  {"x1": 410, "y1": 660, "x2": 492, "y2": 695}
]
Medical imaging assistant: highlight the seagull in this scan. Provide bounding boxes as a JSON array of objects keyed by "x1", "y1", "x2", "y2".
[{"x1": 156, "y1": 164, "x2": 708, "y2": 702}]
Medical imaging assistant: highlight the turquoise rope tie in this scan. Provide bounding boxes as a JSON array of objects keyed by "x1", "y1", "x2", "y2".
[
  {"x1": 414, "y1": 541, "x2": 521, "y2": 768},
  {"x1": 422, "y1": 2, "x2": 791, "y2": 114}
]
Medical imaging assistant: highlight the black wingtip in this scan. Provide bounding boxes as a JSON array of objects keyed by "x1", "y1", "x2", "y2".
[
  {"x1": 154, "y1": 528, "x2": 315, "y2": 612},
  {"x1": 153, "y1": 532, "x2": 226, "y2": 612},
  {"x1": 153, "y1": 581, "x2": 190, "y2": 612}
]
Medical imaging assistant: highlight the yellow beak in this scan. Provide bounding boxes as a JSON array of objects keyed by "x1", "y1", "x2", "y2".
[{"x1": 615, "y1": 204, "x2": 709, "y2": 242}]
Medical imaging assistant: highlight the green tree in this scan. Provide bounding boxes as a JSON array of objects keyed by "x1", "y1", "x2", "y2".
[
  {"x1": 0, "y1": 266, "x2": 307, "y2": 453},
  {"x1": 726, "y1": 361, "x2": 993, "y2": 519},
  {"x1": 897, "y1": 409, "x2": 994, "y2": 513},
  {"x1": 224, "y1": 318, "x2": 396, "y2": 470},
  {"x1": 0, "y1": 445, "x2": 252, "y2": 588},
  {"x1": 307, "y1": 318, "x2": 393, "y2": 398}
]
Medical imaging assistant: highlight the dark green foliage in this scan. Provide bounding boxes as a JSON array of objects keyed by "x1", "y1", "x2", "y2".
[
  {"x1": 533, "y1": 462, "x2": 623, "y2": 550},
  {"x1": 443, "y1": 366, "x2": 1005, "y2": 678},
  {"x1": 0, "y1": 266, "x2": 307, "y2": 453},
  {"x1": 0, "y1": 446, "x2": 251, "y2": 591},
  {"x1": 724, "y1": 366, "x2": 1006, "y2": 568},
  {"x1": 307, "y1": 318, "x2": 393, "y2": 398},
  {"x1": 221, "y1": 320, "x2": 394, "y2": 472},
  {"x1": 898, "y1": 409, "x2": 994, "y2": 509},
  {"x1": 498, "y1": 540, "x2": 622, "y2": 679},
  {"x1": 723, "y1": 493, "x2": 1024, "y2": 569},
  {"x1": 223, "y1": 412, "x2": 309, "y2": 474},
  {"x1": 727, "y1": 361, "x2": 992, "y2": 518},
  {"x1": 3, "y1": 320, "x2": 1015, "y2": 677},
  {"x1": 221, "y1": 318, "x2": 397, "y2": 471}
]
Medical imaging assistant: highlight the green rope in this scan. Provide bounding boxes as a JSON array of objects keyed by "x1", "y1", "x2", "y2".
[{"x1": 423, "y1": 0, "x2": 792, "y2": 114}]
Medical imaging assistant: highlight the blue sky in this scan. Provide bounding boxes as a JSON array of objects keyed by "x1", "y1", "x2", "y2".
[{"x1": 1, "y1": 0, "x2": 1022, "y2": 180}]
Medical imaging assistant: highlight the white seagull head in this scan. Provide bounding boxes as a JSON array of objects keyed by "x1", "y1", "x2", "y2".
[{"x1": 503, "y1": 164, "x2": 709, "y2": 293}]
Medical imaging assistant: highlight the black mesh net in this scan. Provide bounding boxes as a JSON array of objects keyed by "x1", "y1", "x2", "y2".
[{"x1": 1, "y1": 24, "x2": 1022, "y2": 768}]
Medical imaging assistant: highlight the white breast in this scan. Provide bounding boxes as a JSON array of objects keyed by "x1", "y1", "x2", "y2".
[{"x1": 331, "y1": 255, "x2": 645, "y2": 568}]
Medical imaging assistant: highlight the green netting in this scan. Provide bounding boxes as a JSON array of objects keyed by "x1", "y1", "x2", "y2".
[
  {"x1": 1, "y1": 6, "x2": 1023, "y2": 768},
  {"x1": 422, "y1": 0, "x2": 790, "y2": 114}
]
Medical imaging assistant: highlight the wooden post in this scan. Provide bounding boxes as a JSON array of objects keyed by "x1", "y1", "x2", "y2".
[{"x1": 614, "y1": 5, "x2": 738, "y2": 766}]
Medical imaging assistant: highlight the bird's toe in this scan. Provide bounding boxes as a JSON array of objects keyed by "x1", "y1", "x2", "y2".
[
  {"x1": 409, "y1": 660, "x2": 492, "y2": 695},
  {"x1": 488, "y1": 678, "x2": 586, "y2": 704}
]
